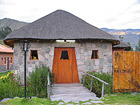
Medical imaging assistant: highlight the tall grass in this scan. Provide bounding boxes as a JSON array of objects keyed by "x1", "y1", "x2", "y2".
[
  {"x1": 27, "y1": 65, "x2": 54, "y2": 97},
  {"x1": 82, "y1": 71, "x2": 113, "y2": 97}
]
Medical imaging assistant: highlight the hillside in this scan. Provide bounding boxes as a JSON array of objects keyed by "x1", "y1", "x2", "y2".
[
  {"x1": 0, "y1": 18, "x2": 28, "y2": 31},
  {"x1": 0, "y1": 18, "x2": 139, "y2": 49},
  {"x1": 101, "y1": 28, "x2": 140, "y2": 35},
  {"x1": 101, "y1": 28, "x2": 140, "y2": 49}
]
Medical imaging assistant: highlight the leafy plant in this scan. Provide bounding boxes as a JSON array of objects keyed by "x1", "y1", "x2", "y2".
[
  {"x1": 27, "y1": 65, "x2": 54, "y2": 97},
  {"x1": 0, "y1": 71, "x2": 24, "y2": 100},
  {"x1": 82, "y1": 71, "x2": 113, "y2": 97},
  {"x1": 0, "y1": 66, "x2": 54, "y2": 100}
]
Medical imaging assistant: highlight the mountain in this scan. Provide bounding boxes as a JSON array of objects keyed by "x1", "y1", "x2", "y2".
[
  {"x1": 101, "y1": 28, "x2": 140, "y2": 49},
  {"x1": 0, "y1": 18, "x2": 139, "y2": 49},
  {"x1": 0, "y1": 18, "x2": 28, "y2": 31},
  {"x1": 101, "y1": 28, "x2": 140, "y2": 35}
]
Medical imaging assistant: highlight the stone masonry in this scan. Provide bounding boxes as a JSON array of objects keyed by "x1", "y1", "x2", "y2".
[{"x1": 14, "y1": 41, "x2": 112, "y2": 82}]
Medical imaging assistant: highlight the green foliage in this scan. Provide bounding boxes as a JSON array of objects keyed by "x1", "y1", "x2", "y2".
[
  {"x1": 0, "y1": 66, "x2": 54, "y2": 100},
  {"x1": 0, "y1": 71, "x2": 9, "y2": 77},
  {"x1": 0, "y1": 26, "x2": 12, "y2": 39},
  {"x1": 0, "y1": 71, "x2": 24, "y2": 100},
  {"x1": 135, "y1": 39, "x2": 140, "y2": 51},
  {"x1": 82, "y1": 71, "x2": 113, "y2": 97},
  {"x1": 127, "y1": 42, "x2": 133, "y2": 51},
  {"x1": 1, "y1": 98, "x2": 61, "y2": 105},
  {"x1": 27, "y1": 65, "x2": 53, "y2": 97}
]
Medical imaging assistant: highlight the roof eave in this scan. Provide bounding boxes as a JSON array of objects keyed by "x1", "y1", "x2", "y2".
[{"x1": 4, "y1": 38, "x2": 120, "y2": 48}]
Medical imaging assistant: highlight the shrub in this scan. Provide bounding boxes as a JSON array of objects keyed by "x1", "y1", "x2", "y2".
[
  {"x1": 82, "y1": 71, "x2": 113, "y2": 97},
  {"x1": 0, "y1": 66, "x2": 54, "y2": 100},
  {"x1": 27, "y1": 65, "x2": 54, "y2": 97},
  {"x1": 0, "y1": 71, "x2": 24, "y2": 100}
]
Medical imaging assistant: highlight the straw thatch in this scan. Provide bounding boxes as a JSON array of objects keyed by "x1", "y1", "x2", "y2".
[{"x1": 4, "y1": 10, "x2": 119, "y2": 47}]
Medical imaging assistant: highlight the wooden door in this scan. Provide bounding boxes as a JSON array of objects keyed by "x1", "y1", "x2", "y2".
[
  {"x1": 7, "y1": 58, "x2": 9, "y2": 70},
  {"x1": 52, "y1": 48, "x2": 79, "y2": 83},
  {"x1": 113, "y1": 51, "x2": 140, "y2": 92}
]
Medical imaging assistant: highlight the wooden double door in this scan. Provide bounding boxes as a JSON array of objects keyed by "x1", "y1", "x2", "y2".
[{"x1": 52, "y1": 48, "x2": 79, "y2": 83}]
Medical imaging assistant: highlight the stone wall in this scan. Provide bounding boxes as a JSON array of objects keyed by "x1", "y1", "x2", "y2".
[{"x1": 14, "y1": 41, "x2": 112, "y2": 82}]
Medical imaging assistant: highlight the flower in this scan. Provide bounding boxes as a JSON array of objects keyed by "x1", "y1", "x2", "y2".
[
  {"x1": 0, "y1": 71, "x2": 14, "y2": 80},
  {"x1": 93, "y1": 71, "x2": 95, "y2": 72}
]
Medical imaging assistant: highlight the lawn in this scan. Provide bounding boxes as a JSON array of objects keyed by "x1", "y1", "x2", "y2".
[
  {"x1": 1, "y1": 93, "x2": 140, "y2": 105},
  {"x1": 1, "y1": 98, "x2": 59, "y2": 105},
  {"x1": 102, "y1": 93, "x2": 140, "y2": 105},
  {"x1": 0, "y1": 71, "x2": 9, "y2": 77}
]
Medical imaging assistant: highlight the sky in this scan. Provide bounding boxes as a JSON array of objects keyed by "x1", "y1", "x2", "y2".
[{"x1": 0, "y1": 0, "x2": 140, "y2": 29}]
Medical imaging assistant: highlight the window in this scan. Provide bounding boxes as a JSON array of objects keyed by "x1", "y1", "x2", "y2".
[
  {"x1": 4, "y1": 58, "x2": 6, "y2": 64},
  {"x1": 1, "y1": 58, "x2": 3, "y2": 64},
  {"x1": 10, "y1": 57, "x2": 12, "y2": 63},
  {"x1": 60, "y1": 50, "x2": 69, "y2": 59},
  {"x1": 30, "y1": 50, "x2": 38, "y2": 60},
  {"x1": 91, "y1": 50, "x2": 98, "y2": 59}
]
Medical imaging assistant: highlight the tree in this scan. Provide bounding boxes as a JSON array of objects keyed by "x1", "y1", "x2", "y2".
[
  {"x1": 127, "y1": 42, "x2": 133, "y2": 51},
  {"x1": 135, "y1": 39, "x2": 140, "y2": 51},
  {"x1": 0, "y1": 26, "x2": 12, "y2": 39}
]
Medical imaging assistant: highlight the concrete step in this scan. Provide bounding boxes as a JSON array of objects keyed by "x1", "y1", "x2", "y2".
[
  {"x1": 51, "y1": 93, "x2": 99, "y2": 103},
  {"x1": 52, "y1": 87, "x2": 91, "y2": 95},
  {"x1": 53, "y1": 83, "x2": 83, "y2": 87},
  {"x1": 50, "y1": 83, "x2": 99, "y2": 103}
]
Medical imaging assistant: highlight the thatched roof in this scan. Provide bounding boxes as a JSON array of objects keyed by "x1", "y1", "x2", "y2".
[
  {"x1": 113, "y1": 41, "x2": 131, "y2": 50},
  {"x1": 4, "y1": 10, "x2": 119, "y2": 47}
]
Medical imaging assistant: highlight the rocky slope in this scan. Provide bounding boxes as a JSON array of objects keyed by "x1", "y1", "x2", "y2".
[{"x1": 0, "y1": 18, "x2": 28, "y2": 31}]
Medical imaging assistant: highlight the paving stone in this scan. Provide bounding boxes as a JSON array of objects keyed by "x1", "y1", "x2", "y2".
[
  {"x1": 14, "y1": 97, "x2": 19, "y2": 99},
  {"x1": 90, "y1": 101, "x2": 104, "y2": 103},
  {"x1": 0, "y1": 98, "x2": 12, "y2": 102},
  {"x1": 57, "y1": 102, "x2": 64, "y2": 105},
  {"x1": 82, "y1": 102, "x2": 91, "y2": 105},
  {"x1": 31, "y1": 96, "x2": 37, "y2": 98}
]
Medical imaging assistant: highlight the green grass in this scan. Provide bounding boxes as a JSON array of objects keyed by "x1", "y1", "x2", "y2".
[
  {"x1": 1, "y1": 91, "x2": 140, "y2": 105},
  {"x1": 1, "y1": 98, "x2": 61, "y2": 105},
  {"x1": 0, "y1": 71, "x2": 9, "y2": 77},
  {"x1": 102, "y1": 93, "x2": 140, "y2": 105}
]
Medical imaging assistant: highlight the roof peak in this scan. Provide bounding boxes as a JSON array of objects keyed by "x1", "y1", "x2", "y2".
[{"x1": 4, "y1": 10, "x2": 119, "y2": 47}]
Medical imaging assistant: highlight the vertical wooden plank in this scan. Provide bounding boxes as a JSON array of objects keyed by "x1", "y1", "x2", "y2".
[
  {"x1": 124, "y1": 51, "x2": 131, "y2": 92},
  {"x1": 130, "y1": 51, "x2": 136, "y2": 92},
  {"x1": 135, "y1": 52, "x2": 140, "y2": 91},
  {"x1": 113, "y1": 51, "x2": 119, "y2": 92}
]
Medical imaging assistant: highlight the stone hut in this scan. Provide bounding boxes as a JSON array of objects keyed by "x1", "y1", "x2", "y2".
[
  {"x1": 4, "y1": 10, "x2": 119, "y2": 83},
  {"x1": 113, "y1": 41, "x2": 131, "y2": 52}
]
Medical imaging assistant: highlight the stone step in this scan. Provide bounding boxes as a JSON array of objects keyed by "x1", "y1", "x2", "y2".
[
  {"x1": 52, "y1": 87, "x2": 93, "y2": 95},
  {"x1": 50, "y1": 93, "x2": 99, "y2": 103},
  {"x1": 53, "y1": 90, "x2": 91, "y2": 95},
  {"x1": 50, "y1": 83, "x2": 99, "y2": 103},
  {"x1": 53, "y1": 83, "x2": 83, "y2": 87}
]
